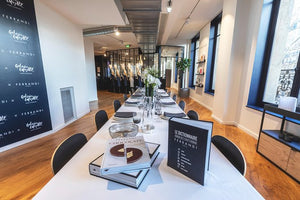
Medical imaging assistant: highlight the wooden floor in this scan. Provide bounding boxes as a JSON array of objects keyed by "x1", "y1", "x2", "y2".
[{"x1": 0, "y1": 90, "x2": 299, "y2": 200}]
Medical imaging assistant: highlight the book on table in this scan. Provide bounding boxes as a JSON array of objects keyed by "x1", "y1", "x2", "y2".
[
  {"x1": 89, "y1": 142, "x2": 160, "y2": 188},
  {"x1": 100, "y1": 136, "x2": 151, "y2": 175},
  {"x1": 167, "y1": 117, "x2": 213, "y2": 186}
]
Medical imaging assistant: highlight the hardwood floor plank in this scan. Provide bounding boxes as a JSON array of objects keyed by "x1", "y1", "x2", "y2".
[{"x1": 0, "y1": 90, "x2": 299, "y2": 200}]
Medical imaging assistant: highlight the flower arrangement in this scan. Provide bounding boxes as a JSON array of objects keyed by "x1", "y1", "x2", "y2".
[
  {"x1": 143, "y1": 68, "x2": 161, "y2": 96},
  {"x1": 143, "y1": 68, "x2": 161, "y2": 87}
]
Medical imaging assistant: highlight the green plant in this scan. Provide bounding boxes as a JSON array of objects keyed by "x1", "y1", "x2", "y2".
[{"x1": 176, "y1": 58, "x2": 191, "y2": 72}]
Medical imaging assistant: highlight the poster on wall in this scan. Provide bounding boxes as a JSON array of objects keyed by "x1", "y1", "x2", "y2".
[{"x1": 0, "y1": 0, "x2": 52, "y2": 147}]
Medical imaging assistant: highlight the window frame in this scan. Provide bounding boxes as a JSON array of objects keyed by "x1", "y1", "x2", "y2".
[
  {"x1": 189, "y1": 33, "x2": 200, "y2": 88},
  {"x1": 205, "y1": 13, "x2": 222, "y2": 95},
  {"x1": 248, "y1": 0, "x2": 300, "y2": 111}
]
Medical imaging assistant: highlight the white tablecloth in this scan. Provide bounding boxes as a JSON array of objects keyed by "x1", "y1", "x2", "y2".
[{"x1": 34, "y1": 96, "x2": 263, "y2": 200}]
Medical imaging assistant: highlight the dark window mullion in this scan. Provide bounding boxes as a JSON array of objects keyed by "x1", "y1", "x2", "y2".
[
  {"x1": 257, "y1": 0, "x2": 281, "y2": 106},
  {"x1": 209, "y1": 21, "x2": 219, "y2": 92},
  {"x1": 291, "y1": 53, "x2": 300, "y2": 97}
]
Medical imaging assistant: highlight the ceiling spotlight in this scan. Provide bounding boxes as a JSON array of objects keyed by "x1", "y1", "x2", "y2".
[
  {"x1": 167, "y1": 0, "x2": 172, "y2": 13},
  {"x1": 185, "y1": 17, "x2": 191, "y2": 25},
  {"x1": 114, "y1": 27, "x2": 120, "y2": 36}
]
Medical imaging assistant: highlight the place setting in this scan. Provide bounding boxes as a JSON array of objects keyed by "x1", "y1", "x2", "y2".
[{"x1": 160, "y1": 98, "x2": 176, "y2": 106}]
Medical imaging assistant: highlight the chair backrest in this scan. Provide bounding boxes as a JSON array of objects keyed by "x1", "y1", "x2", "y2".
[
  {"x1": 114, "y1": 99, "x2": 121, "y2": 112},
  {"x1": 212, "y1": 135, "x2": 246, "y2": 176},
  {"x1": 178, "y1": 100, "x2": 185, "y2": 111},
  {"x1": 172, "y1": 94, "x2": 177, "y2": 101},
  {"x1": 123, "y1": 94, "x2": 128, "y2": 101},
  {"x1": 51, "y1": 133, "x2": 87, "y2": 174},
  {"x1": 187, "y1": 110, "x2": 198, "y2": 120},
  {"x1": 95, "y1": 110, "x2": 108, "y2": 131},
  {"x1": 167, "y1": 91, "x2": 171, "y2": 96}
]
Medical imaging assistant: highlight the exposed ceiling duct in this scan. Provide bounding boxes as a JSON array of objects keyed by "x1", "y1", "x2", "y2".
[
  {"x1": 83, "y1": 25, "x2": 132, "y2": 37},
  {"x1": 119, "y1": 0, "x2": 161, "y2": 54},
  {"x1": 157, "y1": 13, "x2": 169, "y2": 45}
]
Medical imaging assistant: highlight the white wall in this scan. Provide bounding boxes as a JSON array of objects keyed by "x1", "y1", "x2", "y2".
[
  {"x1": 35, "y1": 0, "x2": 90, "y2": 130},
  {"x1": 189, "y1": 23, "x2": 214, "y2": 111},
  {"x1": 212, "y1": 0, "x2": 237, "y2": 123},
  {"x1": 83, "y1": 38, "x2": 98, "y2": 102}
]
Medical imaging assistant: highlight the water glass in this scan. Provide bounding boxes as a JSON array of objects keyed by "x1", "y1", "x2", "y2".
[{"x1": 155, "y1": 100, "x2": 162, "y2": 115}]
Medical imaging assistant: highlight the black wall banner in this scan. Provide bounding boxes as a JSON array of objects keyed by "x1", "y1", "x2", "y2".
[{"x1": 0, "y1": 0, "x2": 52, "y2": 147}]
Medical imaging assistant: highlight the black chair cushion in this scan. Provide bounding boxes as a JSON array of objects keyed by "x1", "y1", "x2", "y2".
[
  {"x1": 95, "y1": 110, "x2": 108, "y2": 131},
  {"x1": 114, "y1": 100, "x2": 121, "y2": 112},
  {"x1": 52, "y1": 133, "x2": 87, "y2": 174},
  {"x1": 187, "y1": 110, "x2": 198, "y2": 120},
  {"x1": 212, "y1": 135, "x2": 246, "y2": 175}
]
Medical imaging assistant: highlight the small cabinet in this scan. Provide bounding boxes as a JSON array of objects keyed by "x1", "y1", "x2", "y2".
[
  {"x1": 258, "y1": 132, "x2": 290, "y2": 170},
  {"x1": 257, "y1": 105, "x2": 300, "y2": 183},
  {"x1": 286, "y1": 150, "x2": 300, "y2": 181}
]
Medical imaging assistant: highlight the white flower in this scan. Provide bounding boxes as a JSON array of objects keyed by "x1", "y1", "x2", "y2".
[{"x1": 146, "y1": 74, "x2": 161, "y2": 87}]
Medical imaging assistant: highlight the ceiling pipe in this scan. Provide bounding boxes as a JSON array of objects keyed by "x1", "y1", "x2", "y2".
[{"x1": 83, "y1": 26, "x2": 132, "y2": 37}]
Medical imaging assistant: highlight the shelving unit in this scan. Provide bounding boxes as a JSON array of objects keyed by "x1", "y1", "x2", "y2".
[
  {"x1": 257, "y1": 104, "x2": 300, "y2": 183},
  {"x1": 197, "y1": 60, "x2": 206, "y2": 64},
  {"x1": 195, "y1": 59, "x2": 206, "y2": 88}
]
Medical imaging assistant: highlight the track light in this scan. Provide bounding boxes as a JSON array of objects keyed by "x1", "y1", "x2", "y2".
[
  {"x1": 167, "y1": 0, "x2": 172, "y2": 13},
  {"x1": 185, "y1": 17, "x2": 191, "y2": 25}
]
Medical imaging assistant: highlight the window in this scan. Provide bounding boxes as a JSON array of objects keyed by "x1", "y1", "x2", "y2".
[
  {"x1": 189, "y1": 33, "x2": 200, "y2": 88},
  {"x1": 205, "y1": 13, "x2": 222, "y2": 94},
  {"x1": 248, "y1": 0, "x2": 300, "y2": 111}
]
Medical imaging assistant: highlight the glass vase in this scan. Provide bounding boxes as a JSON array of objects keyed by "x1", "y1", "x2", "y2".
[
  {"x1": 141, "y1": 96, "x2": 155, "y2": 133},
  {"x1": 145, "y1": 84, "x2": 154, "y2": 98}
]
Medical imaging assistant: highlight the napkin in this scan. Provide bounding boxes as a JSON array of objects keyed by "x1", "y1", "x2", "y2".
[
  {"x1": 161, "y1": 101, "x2": 176, "y2": 105},
  {"x1": 125, "y1": 101, "x2": 138, "y2": 104},
  {"x1": 131, "y1": 94, "x2": 143, "y2": 98},
  {"x1": 159, "y1": 96, "x2": 170, "y2": 99},
  {"x1": 164, "y1": 112, "x2": 186, "y2": 118},
  {"x1": 114, "y1": 112, "x2": 137, "y2": 118}
]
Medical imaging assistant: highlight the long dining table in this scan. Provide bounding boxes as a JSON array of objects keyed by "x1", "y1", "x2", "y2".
[{"x1": 34, "y1": 90, "x2": 263, "y2": 200}]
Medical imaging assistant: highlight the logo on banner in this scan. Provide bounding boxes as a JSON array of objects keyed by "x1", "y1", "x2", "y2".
[
  {"x1": 0, "y1": 115, "x2": 7, "y2": 125},
  {"x1": 6, "y1": 0, "x2": 24, "y2": 10},
  {"x1": 15, "y1": 63, "x2": 34, "y2": 74},
  {"x1": 21, "y1": 94, "x2": 39, "y2": 104},
  {"x1": 26, "y1": 121, "x2": 43, "y2": 131},
  {"x1": 8, "y1": 30, "x2": 29, "y2": 42}
]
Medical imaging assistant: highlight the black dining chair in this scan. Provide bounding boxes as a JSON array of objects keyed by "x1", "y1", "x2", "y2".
[
  {"x1": 187, "y1": 110, "x2": 198, "y2": 120},
  {"x1": 172, "y1": 94, "x2": 177, "y2": 101},
  {"x1": 95, "y1": 110, "x2": 108, "y2": 131},
  {"x1": 178, "y1": 100, "x2": 185, "y2": 111},
  {"x1": 212, "y1": 135, "x2": 246, "y2": 176},
  {"x1": 123, "y1": 94, "x2": 128, "y2": 101},
  {"x1": 51, "y1": 133, "x2": 87, "y2": 175},
  {"x1": 114, "y1": 99, "x2": 121, "y2": 112}
]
